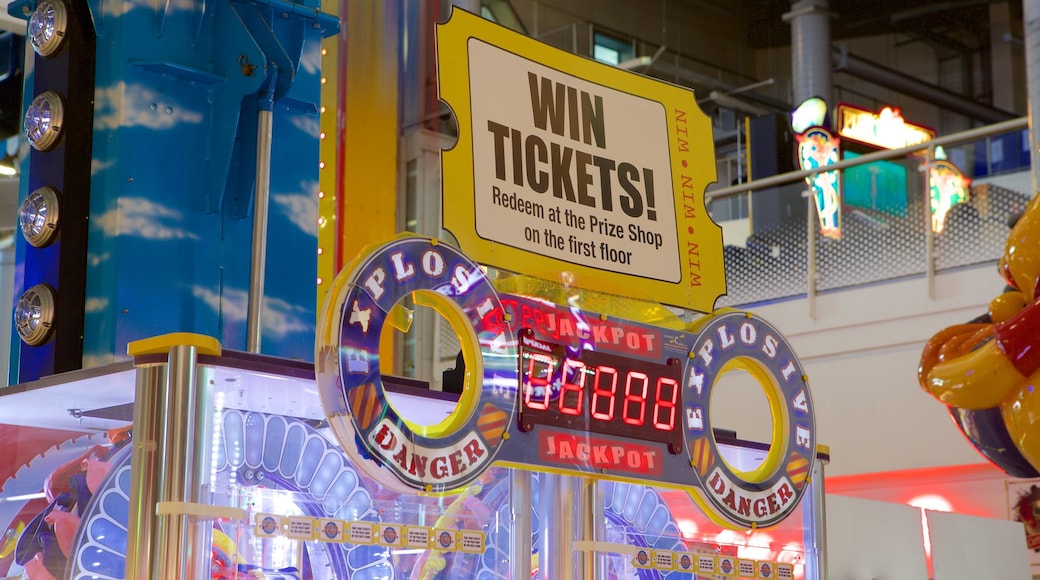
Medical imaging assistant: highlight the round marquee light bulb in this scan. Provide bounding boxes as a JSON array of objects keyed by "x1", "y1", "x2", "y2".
[
  {"x1": 15, "y1": 284, "x2": 56, "y2": 346},
  {"x1": 25, "y1": 91, "x2": 65, "y2": 151},
  {"x1": 19, "y1": 186, "x2": 61, "y2": 247},
  {"x1": 28, "y1": 0, "x2": 68, "y2": 58}
]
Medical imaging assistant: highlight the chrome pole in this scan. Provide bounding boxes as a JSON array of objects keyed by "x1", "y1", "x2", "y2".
[
  {"x1": 191, "y1": 364, "x2": 217, "y2": 576},
  {"x1": 805, "y1": 189, "x2": 817, "y2": 319},
  {"x1": 1024, "y1": 0, "x2": 1040, "y2": 194},
  {"x1": 802, "y1": 452, "x2": 829, "y2": 580},
  {"x1": 580, "y1": 478, "x2": 604, "y2": 578},
  {"x1": 540, "y1": 473, "x2": 576, "y2": 579},
  {"x1": 124, "y1": 361, "x2": 167, "y2": 579},
  {"x1": 153, "y1": 343, "x2": 202, "y2": 577},
  {"x1": 510, "y1": 471, "x2": 533, "y2": 579},
  {"x1": 248, "y1": 69, "x2": 278, "y2": 353},
  {"x1": 924, "y1": 144, "x2": 936, "y2": 299}
]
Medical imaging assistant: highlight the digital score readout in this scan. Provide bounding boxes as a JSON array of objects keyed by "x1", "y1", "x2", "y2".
[{"x1": 517, "y1": 328, "x2": 684, "y2": 453}]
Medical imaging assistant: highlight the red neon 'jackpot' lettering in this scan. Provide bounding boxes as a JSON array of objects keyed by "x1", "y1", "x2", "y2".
[
  {"x1": 591, "y1": 366, "x2": 618, "y2": 421},
  {"x1": 623, "y1": 371, "x2": 649, "y2": 426},
  {"x1": 653, "y1": 377, "x2": 679, "y2": 430},
  {"x1": 524, "y1": 353, "x2": 554, "y2": 410},
  {"x1": 559, "y1": 360, "x2": 586, "y2": 416}
]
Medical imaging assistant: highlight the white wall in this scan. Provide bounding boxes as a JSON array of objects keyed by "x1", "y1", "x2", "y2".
[
  {"x1": 825, "y1": 494, "x2": 1033, "y2": 580},
  {"x1": 709, "y1": 263, "x2": 1006, "y2": 477}
]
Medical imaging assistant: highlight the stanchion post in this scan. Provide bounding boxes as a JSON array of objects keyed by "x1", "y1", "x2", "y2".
[
  {"x1": 510, "y1": 470, "x2": 533, "y2": 579},
  {"x1": 923, "y1": 144, "x2": 937, "y2": 299},
  {"x1": 580, "y1": 478, "x2": 604, "y2": 578},
  {"x1": 805, "y1": 189, "x2": 818, "y2": 319},
  {"x1": 123, "y1": 358, "x2": 167, "y2": 579},
  {"x1": 802, "y1": 446, "x2": 829, "y2": 580},
  {"x1": 539, "y1": 473, "x2": 577, "y2": 579},
  {"x1": 124, "y1": 333, "x2": 222, "y2": 580}
]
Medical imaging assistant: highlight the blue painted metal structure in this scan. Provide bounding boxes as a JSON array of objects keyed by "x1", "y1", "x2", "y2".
[
  {"x1": 8, "y1": 0, "x2": 339, "y2": 382},
  {"x1": 10, "y1": 0, "x2": 95, "y2": 382}
]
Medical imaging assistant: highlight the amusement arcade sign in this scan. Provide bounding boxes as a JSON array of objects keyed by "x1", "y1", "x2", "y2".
[
  {"x1": 315, "y1": 9, "x2": 817, "y2": 532},
  {"x1": 316, "y1": 236, "x2": 817, "y2": 530},
  {"x1": 437, "y1": 9, "x2": 725, "y2": 313}
]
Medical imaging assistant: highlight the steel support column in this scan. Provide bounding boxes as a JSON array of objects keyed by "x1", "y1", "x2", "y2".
[{"x1": 785, "y1": 0, "x2": 833, "y2": 105}]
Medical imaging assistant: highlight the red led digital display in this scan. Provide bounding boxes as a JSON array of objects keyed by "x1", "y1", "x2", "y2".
[{"x1": 517, "y1": 329, "x2": 683, "y2": 453}]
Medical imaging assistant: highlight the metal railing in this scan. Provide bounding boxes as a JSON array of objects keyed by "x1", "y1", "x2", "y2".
[{"x1": 707, "y1": 117, "x2": 1031, "y2": 315}]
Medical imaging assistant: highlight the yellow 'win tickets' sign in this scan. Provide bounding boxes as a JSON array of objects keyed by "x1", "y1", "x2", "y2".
[{"x1": 437, "y1": 8, "x2": 725, "y2": 312}]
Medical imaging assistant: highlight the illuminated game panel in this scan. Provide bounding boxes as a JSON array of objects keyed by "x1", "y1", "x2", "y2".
[{"x1": 517, "y1": 328, "x2": 684, "y2": 454}]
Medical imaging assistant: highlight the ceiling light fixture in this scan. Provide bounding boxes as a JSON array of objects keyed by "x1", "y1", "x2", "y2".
[{"x1": 0, "y1": 154, "x2": 16, "y2": 176}]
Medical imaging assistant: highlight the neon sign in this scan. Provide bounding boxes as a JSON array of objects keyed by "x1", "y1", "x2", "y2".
[
  {"x1": 836, "y1": 104, "x2": 935, "y2": 150},
  {"x1": 791, "y1": 97, "x2": 828, "y2": 134},
  {"x1": 929, "y1": 160, "x2": 970, "y2": 233},
  {"x1": 796, "y1": 127, "x2": 842, "y2": 239}
]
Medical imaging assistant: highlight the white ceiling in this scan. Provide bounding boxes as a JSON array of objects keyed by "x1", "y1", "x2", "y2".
[
  {"x1": 0, "y1": 177, "x2": 16, "y2": 229},
  {"x1": 0, "y1": 2, "x2": 21, "y2": 230},
  {"x1": 0, "y1": 2, "x2": 22, "y2": 35}
]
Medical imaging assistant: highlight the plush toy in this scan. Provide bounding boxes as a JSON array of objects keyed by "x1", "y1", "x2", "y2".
[{"x1": 919, "y1": 193, "x2": 1040, "y2": 474}]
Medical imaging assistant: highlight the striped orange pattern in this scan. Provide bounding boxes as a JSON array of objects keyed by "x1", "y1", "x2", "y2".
[
  {"x1": 691, "y1": 437, "x2": 713, "y2": 476},
  {"x1": 786, "y1": 452, "x2": 810, "y2": 486},
  {"x1": 349, "y1": 383, "x2": 381, "y2": 430},
  {"x1": 477, "y1": 403, "x2": 507, "y2": 446}
]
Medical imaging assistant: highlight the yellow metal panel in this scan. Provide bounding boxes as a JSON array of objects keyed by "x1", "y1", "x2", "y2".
[
  {"x1": 319, "y1": 1, "x2": 400, "y2": 375},
  {"x1": 341, "y1": 0, "x2": 399, "y2": 263},
  {"x1": 127, "y1": 333, "x2": 222, "y2": 357},
  {"x1": 317, "y1": 0, "x2": 340, "y2": 311},
  {"x1": 318, "y1": 0, "x2": 400, "y2": 308}
]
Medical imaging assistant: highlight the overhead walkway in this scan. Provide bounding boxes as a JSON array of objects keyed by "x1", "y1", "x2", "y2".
[{"x1": 708, "y1": 118, "x2": 1032, "y2": 310}]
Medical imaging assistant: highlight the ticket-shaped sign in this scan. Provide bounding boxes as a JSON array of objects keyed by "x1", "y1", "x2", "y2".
[
  {"x1": 437, "y1": 8, "x2": 724, "y2": 313},
  {"x1": 316, "y1": 236, "x2": 816, "y2": 529}
]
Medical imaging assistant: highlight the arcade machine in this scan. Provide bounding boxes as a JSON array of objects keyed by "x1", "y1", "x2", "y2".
[
  {"x1": 0, "y1": 4, "x2": 828, "y2": 579},
  {"x1": 0, "y1": 235, "x2": 828, "y2": 579}
]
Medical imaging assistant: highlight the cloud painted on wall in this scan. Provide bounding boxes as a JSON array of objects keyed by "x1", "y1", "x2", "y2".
[
  {"x1": 191, "y1": 286, "x2": 311, "y2": 339},
  {"x1": 107, "y1": 0, "x2": 138, "y2": 16},
  {"x1": 119, "y1": 0, "x2": 199, "y2": 17},
  {"x1": 272, "y1": 186, "x2": 318, "y2": 236},
  {"x1": 88, "y1": 252, "x2": 111, "y2": 267},
  {"x1": 82, "y1": 353, "x2": 120, "y2": 369},
  {"x1": 94, "y1": 82, "x2": 204, "y2": 131},
  {"x1": 290, "y1": 115, "x2": 320, "y2": 138},
  {"x1": 93, "y1": 197, "x2": 200, "y2": 240},
  {"x1": 91, "y1": 158, "x2": 116, "y2": 176},
  {"x1": 301, "y1": 41, "x2": 323, "y2": 75},
  {"x1": 84, "y1": 297, "x2": 110, "y2": 313}
]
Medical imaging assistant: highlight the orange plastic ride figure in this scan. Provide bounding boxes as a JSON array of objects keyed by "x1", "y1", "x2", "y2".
[{"x1": 919, "y1": 193, "x2": 1040, "y2": 472}]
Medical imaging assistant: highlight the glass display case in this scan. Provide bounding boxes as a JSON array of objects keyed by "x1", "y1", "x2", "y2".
[{"x1": 0, "y1": 339, "x2": 826, "y2": 579}]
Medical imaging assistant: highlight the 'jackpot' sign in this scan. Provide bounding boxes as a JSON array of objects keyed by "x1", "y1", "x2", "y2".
[
  {"x1": 316, "y1": 236, "x2": 817, "y2": 530},
  {"x1": 437, "y1": 8, "x2": 725, "y2": 313}
]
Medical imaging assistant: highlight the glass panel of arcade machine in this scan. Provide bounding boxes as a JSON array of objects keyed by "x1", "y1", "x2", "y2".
[
  {"x1": 0, "y1": 363, "x2": 139, "y2": 579},
  {"x1": 192, "y1": 364, "x2": 513, "y2": 580},
  {"x1": 634, "y1": 442, "x2": 821, "y2": 580},
  {"x1": 0, "y1": 357, "x2": 821, "y2": 580},
  {"x1": 0, "y1": 359, "x2": 512, "y2": 580}
]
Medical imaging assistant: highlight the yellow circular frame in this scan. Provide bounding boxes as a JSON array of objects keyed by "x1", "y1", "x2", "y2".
[{"x1": 710, "y1": 357, "x2": 789, "y2": 485}]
